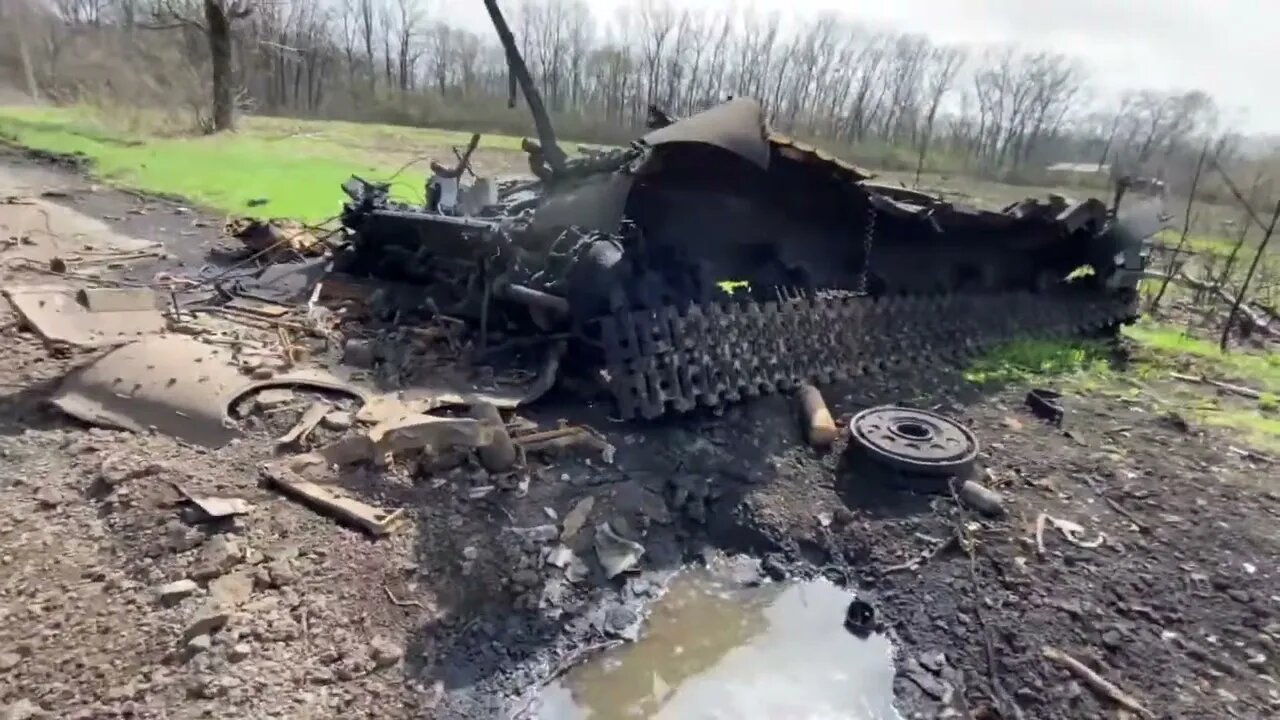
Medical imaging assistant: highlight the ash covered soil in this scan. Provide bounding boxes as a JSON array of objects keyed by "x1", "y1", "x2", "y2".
[{"x1": 2, "y1": 149, "x2": 1279, "y2": 720}]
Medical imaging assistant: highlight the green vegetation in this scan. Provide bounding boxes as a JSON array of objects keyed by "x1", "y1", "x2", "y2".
[
  {"x1": 964, "y1": 338, "x2": 1113, "y2": 385},
  {"x1": 1154, "y1": 229, "x2": 1241, "y2": 260},
  {"x1": 969, "y1": 320, "x2": 1280, "y2": 451},
  {"x1": 1124, "y1": 321, "x2": 1280, "y2": 393},
  {"x1": 0, "y1": 105, "x2": 537, "y2": 222}
]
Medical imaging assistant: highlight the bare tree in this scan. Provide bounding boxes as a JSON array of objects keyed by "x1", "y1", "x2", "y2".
[
  {"x1": 913, "y1": 45, "x2": 965, "y2": 185},
  {"x1": 147, "y1": 0, "x2": 255, "y2": 132}
]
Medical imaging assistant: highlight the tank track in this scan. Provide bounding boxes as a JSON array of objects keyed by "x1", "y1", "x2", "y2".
[{"x1": 596, "y1": 290, "x2": 1136, "y2": 419}]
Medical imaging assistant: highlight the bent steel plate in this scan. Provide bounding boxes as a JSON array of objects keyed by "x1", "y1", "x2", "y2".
[
  {"x1": 849, "y1": 406, "x2": 978, "y2": 476},
  {"x1": 642, "y1": 97, "x2": 770, "y2": 169},
  {"x1": 52, "y1": 335, "x2": 367, "y2": 447}
]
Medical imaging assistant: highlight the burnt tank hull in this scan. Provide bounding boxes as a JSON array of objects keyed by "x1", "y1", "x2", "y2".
[{"x1": 338, "y1": 95, "x2": 1160, "y2": 419}]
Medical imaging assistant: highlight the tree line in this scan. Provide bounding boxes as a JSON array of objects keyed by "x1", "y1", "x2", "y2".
[{"x1": 1, "y1": 0, "x2": 1266, "y2": 190}]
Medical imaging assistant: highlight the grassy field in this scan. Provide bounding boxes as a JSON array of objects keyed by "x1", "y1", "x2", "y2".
[
  {"x1": 3, "y1": 104, "x2": 1276, "y2": 450},
  {"x1": 0, "y1": 105, "x2": 542, "y2": 222},
  {"x1": 973, "y1": 323, "x2": 1280, "y2": 451}
]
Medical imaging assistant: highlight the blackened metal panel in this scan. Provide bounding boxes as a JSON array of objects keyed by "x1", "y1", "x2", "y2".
[
  {"x1": 529, "y1": 172, "x2": 635, "y2": 234},
  {"x1": 642, "y1": 98, "x2": 771, "y2": 169}
]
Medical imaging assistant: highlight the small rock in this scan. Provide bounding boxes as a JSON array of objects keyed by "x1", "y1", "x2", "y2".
[
  {"x1": 369, "y1": 638, "x2": 403, "y2": 669},
  {"x1": 163, "y1": 521, "x2": 204, "y2": 553},
  {"x1": 157, "y1": 579, "x2": 199, "y2": 605},
  {"x1": 544, "y1": 545, "x2": 575, "y2": 569},
  {"x1": 190, "y1": 536, "x2": 242, "y2": 580},
  {"x1": 184, "y1": 607, "x2": 230, "y2": 641},
  {"x1": 604, "y1": 606, "x2": 640, "y2": 640},
  {"x1": 321, "y1": 411, "x2": 353, "y2": 431},
  {"x1": 34, "y1": 487, "x2": 63, "y2": 508},
  {"x1": 3, "y1": 699, "x2": 41, "y2": 720},
  {"x1": 263, "y1": 542, "x2": 299, "y2": 562},
  {"x1": 511, "y1": 569, "x2": 541, "y2": 590},
  {"x1": 1226, "y1": 588, "x2": 1253, "y2": 604},
  {"x1": 918, "y1": 651, "x2": 946, "y2": 674},
  {"x1": 0, "y1": 652, "x2": 21, "y2": 672},
  {"x1": 761, "y1": 554, "x2": 788, "y2": 581},
  {"x1": 227, "y1": 643, "x2": 251, "y2": 663},
  {"x1": 250, "y1": 367, "x2": 275, "y2": 380},
  {"x1": 266, "y1": 559, "x2": 300, "y2": 587},
  {"x1": 186, "y1": 634, "x2": 212, "y2": 655},
  {"x1": 208, "y1": 572, "x2": 254, "y2": 608},
  {"x1": 343, "y1": 339, "x2": 375, "y2": 368}
]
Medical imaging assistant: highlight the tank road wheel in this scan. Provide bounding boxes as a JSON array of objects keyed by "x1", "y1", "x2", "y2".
[{"x1": 848, "y1": 406, "x2": 979, "y2": 476}]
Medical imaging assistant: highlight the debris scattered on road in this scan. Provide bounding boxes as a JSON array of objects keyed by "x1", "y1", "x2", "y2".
[
  {"x1": 514, "y1": 425, "x2": 615, "y2": 463},
  {"x1": 797, "y1": 383, "x2": 838, "y2": 448},
  {"x1": 1036, "y1": 513, "x2": 1106, "y2": 554},
  {"x1": 954, "y1": 479, "x2": 1006, "y2": 518},
  {"x1": 1170, "y1": 372, "x2": 1263, "y2": 400},
  {"x1": 594, "y1": 522, "x2": 644, "y2": 578},
  {"x1": 1041, "y1": 645, "x2": 1153, "y2": 718},
  {"x1": 471, "y1": 401, "x2": 517, "y2": 472},
  {"x1": 274, "y1": 400, "x2": 331, "y2": 448},
  {"x1": 51, "y1": 335, "x2": 364, "y2": 447},
  {"x1": 180, "y1": 493, "x2": 254, "y2": 522},
  {"x1": 560, "y1": 497, "x2": 595, "y2": 540},
  {"x1": 261, "y1": 464, "x2": 405, "y2": 536},
  {"x1": 1025, "y1": 388, "x2": 1065, "y2": 426},
  {"x1": 848, "y1": 406, "x2": 979, "y2": 477},
  {"x1": 226, "y1": 218, "x2": 323, "y2": 256},
  {"x1": 156, "y1": 579, "x2": 199, "y2": 605},
  {"x1": 2, "y1": 284, "x2": 165, "y2": 347}
]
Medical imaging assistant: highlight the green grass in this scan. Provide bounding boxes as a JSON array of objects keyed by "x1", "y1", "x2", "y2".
[
  {"x1": 0, "y1": 105, "x2": 536, "y2": 222},
  {"x1": 964, "y1": 338, "x2": 1113, "y2": 385},
  {"x1": 1154, "y1": 229, "x2": 1240, "y2": 260},
  {"x1": 968, "y1": 321, "x2": 1280, "y2": 452},
  {"x1": 1123, "y1": 320, "x2": 1280, "y2": 393}
]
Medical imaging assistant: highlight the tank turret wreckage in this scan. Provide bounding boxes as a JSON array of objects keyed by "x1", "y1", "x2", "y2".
[{"x1": 335, "y1": 0, "x2": 1166, "y2": 420}]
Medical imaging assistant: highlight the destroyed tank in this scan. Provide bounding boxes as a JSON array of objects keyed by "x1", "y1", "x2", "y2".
[{"x1": 336, "y1": 0, "x2": 1164, "y2": 420}]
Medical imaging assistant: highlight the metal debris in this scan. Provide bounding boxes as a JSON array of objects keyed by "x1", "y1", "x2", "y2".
[
  {"x1": 1026, "y1": 388, "x2": 1065, "y2": 426},
  {"x1": 954, "y1": 479, "x2": 1006, "y2": 518},
  {"x1": 274, "y1": 401, "x2": 330, "y2": 448},
  {"x1": 797, "y1": 383, "x2": 838, "y2": 448},
  {"x1": 848, "y1": 406, "x2": 979, "y2": 476},
  {"x1": 261, "y1": 464, "x2": 405, "y2": 537},
  {"x1": 594, "y1": 522, "x2": 645, "y2": 579},
  {"x1": 226, "y1": 218, "x2": 323, "y2": 256},
  {"x1": 51, "y1": 335, "x2": 365, "y2": 447},
  {"x1": 332, "y1": 9, "x2": 1163, "y2": 422},
  {"x1": 3, "y1": 284, "x2": 165, "y2": 347},
  {"x1": 559, "y1": 497, "x2": 595, "y2": 540},
  {"x1": 514, "y1": 426, "x2": 615, "y2": 463}
]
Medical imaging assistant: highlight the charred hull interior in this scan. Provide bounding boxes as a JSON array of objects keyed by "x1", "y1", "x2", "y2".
[{"x1": 336, "y1": 90, "x2": 1163, "y2": 420}]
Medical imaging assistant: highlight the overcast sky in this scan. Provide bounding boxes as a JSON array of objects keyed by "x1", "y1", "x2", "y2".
[{"x1": 458, "y1": 0, "x2": 1276, "y2": 134}]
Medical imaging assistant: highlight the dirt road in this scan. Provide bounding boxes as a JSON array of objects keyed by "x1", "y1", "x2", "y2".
[{"x1": 1, "y1": 148, "x2": 1278, "y2": 719}]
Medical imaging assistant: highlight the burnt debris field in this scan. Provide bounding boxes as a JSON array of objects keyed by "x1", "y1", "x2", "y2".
[{"x1": 2, "y1": 1, "x2": 1280, "y2": 719}]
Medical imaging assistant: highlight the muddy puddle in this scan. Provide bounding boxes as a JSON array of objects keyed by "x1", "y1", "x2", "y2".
[{"x1": 536, "y1": 569, "x2": 901, "y2": 719}]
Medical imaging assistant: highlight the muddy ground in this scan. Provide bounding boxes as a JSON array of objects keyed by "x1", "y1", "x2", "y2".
[{"x1": 1, "y1": 145, "x2": 1278, "y2": 720}]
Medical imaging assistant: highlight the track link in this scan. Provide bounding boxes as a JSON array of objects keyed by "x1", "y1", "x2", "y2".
[{"x1": 596, "y1": 290, "x2": 1136, "y2": 419}]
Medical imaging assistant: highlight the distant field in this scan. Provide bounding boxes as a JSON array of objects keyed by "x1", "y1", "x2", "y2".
[{"x1": 0, "y1": 105, "x2": 543, "y2": 221}]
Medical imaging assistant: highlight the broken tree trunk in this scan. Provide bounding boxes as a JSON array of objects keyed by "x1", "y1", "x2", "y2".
[
  {"x1": 1220, "y1": 199, "x2": 1280, "y2": 351},
  {"x1": 202, "y1": 1, "x2": 254, "y2": 133}
]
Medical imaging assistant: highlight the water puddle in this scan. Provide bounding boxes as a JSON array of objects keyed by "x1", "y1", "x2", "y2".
[{"x1": 537, "y1": 570, "x2": 901, "y2": 719}]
